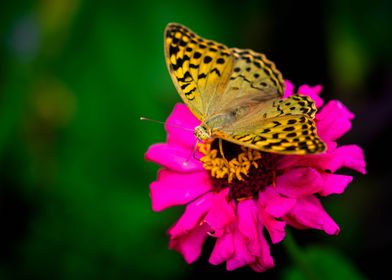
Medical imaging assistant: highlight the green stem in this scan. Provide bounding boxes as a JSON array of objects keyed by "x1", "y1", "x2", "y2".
[{"x1": 283, "y1": 229, "x2": 320, "y2": 280}]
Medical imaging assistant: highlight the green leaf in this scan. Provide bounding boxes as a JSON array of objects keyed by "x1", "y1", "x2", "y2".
[{"x1": 282, "y1": 245, "x2": 367, "y2": 280}]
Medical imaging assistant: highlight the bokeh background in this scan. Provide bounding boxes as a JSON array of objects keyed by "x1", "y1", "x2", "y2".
[{"x1": 1, "y1": 0, "x2": 391, "y2": 279}]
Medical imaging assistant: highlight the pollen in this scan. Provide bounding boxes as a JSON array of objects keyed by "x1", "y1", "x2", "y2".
[
  {"x1": 198, "y1": 139, "x2": 280, "y2": 201},
  {"x1": 199, "y1": 141, "x2": 262, "y2": 183}
]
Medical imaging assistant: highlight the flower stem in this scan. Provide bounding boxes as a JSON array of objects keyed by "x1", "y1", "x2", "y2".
[{"x1": 283, "y1": 229, "x2": 319, "y2": 280}]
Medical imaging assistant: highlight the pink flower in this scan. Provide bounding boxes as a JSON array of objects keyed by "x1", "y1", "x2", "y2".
[{"x1": 145, "y1": 81, "x2": 366, "y2": 272}]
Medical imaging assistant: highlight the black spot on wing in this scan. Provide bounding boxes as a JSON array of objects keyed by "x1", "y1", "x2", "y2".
[
  {"x1": 204, "y1": 56, "x2": 212, "y2": 63},
  {"x1": 177, "y1": 71, "x2": 193, "y2": 82},
  {"x1": 287, "y1": 119, "x2": 297, "y2": 124},
  {"x1": 283, "y1": 126, "x2": 295, "y2": 132},
  {"x1": 184, "y1": 87, "x2": 196, "y2": 98},
  {"x1": 179, "y1": 40, "x2": 187, "y2": 47},
  {"x1": 253, "y1": 61, "x2": 261, "y2": 68},
  {"x1": 180, "y1": 83, "x2": 190, "y2": 90},
  {"x1": 216, "y1": 58, "x2": 225, "y2": 64},
  {"x1": 172, "y1": 55, "x2": 190, "y2": 71},
  {"x1": 198, "y1": 73, "x2": 207, "y2": 79},
  {"x1": 210, "y1": 68, "x2": 221, "y2": 76},
  {"x1": 169, "y1": 45, "x2": 180, "y2": 56}
]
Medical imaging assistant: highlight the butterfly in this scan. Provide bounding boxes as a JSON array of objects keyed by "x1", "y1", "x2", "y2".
[{"x1": 164, "y1": 23, "x2": 326, "y2": 155}]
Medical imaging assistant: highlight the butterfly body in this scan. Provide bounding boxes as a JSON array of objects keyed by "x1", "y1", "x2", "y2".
[{"x1": 165, "y1": 23, "x2": 326, "y2": 155}]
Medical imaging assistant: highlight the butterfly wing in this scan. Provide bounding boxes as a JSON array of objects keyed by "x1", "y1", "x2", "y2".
[
  {"x1": 215, "y1": 94, "x2": 326, "y2": 154},
  {"x1": 206, "y1": 48, "x2": 285, "y2": 117},
  {"x1": 164, "y1": 23, "x2": 234, "y2": 121},
  {"x1": 164, "y1": 23, "x2": 285, "y2": 120},
  {"x1": 165, "y1": 23, "x2": 325, "y2": 155},
  {"x1": 229, "y1": 48, "x2": 285, "y2": 97}
]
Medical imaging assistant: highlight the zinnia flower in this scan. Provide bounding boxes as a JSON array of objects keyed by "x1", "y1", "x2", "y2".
[{"x1": 145, "y1": 81, "x2": 366, "y2": 272}]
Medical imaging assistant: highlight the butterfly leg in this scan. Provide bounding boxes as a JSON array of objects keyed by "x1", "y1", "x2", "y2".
[
  {"x1": 191, "y1": 139, "x2": 201, "y2": 161},
  {"x1": 272, "y1": 170, "x2": 276, "y2": 188},
  {"x1": 218, "y1": 138, "x2": 228, "y2": 162},
  {"x1": 182, "y1": 139, "x2": 201, "y2": 166}
]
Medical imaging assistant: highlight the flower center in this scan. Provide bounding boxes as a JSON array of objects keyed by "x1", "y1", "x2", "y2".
[{"x1": 199, "y1": 140, "x2": 280, "y2": 201}]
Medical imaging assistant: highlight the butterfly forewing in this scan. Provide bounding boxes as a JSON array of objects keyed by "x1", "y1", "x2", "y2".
[{"x1": 164, "y1": 23, "x2": 234, "y2": 121}]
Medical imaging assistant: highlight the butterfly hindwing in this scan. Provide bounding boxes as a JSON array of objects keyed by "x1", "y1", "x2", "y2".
[
  {"x1": 219, "y1": 115, "x2": 325, "y2": 154},
  {"x1": 228, "y1": 48, "x2": 285, "y2": 97},
  {"x1": 203, "y1": 48, "x2": 286, "y2": 117},
  {"x1": 216, "y1": 94, "x2": 325, "y2": 154}
]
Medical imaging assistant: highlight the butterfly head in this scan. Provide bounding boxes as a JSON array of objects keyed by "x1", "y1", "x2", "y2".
[{"x1": 194, "y1": 124, "x2": 212, "y2": 141}]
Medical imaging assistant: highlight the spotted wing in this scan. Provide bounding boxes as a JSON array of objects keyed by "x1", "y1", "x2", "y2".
[
  {"x1": 164, "y1": 23, "x2": 285, "y2": 121},
  {"x1": 164, "y1": 23, "x2": 234, "y2": 120},
  {"x1": 206, "y1": 48, "x2": 285, "y2": 117},
  {"x1": 215, "y1": 94, "x2": 326, "y2": 154},
  {"x1": 164, "y1": 24, "x2": 324, "y2": 155}
]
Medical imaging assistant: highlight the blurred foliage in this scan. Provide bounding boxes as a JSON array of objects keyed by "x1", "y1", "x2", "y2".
[
  {"x1": 282, "y1": 242, "x2": 366, "y2": 280},
  {"x1": 0, "y1": 0, "x2": 391, "y2": 279}
]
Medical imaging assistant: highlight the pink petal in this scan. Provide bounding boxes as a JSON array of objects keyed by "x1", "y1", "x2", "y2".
[
  {"x1": 150, "y1": 169, "x2": 211, "y2": 211},
  {"x1": 262, "y1": 213, "x2": 286, "y2": 244},
  {"x1": 166, "y1": 103, "x2": 200, "y2": 148},
  {"x1": 283, "y1": 80, "x2": 294, "y2": 98},
  {"x1": 298, "y1": 84, "x2": 324, "y2": 108},
  {"x1": 276, "y1": 167, "x2": 323, "y2": 198},
  {"x1": 169, "y1": 222, "x2": 210, "y2": 263},
  {"x1": 145, "y1": 143, "x2": 204, "y2": 173},
  {"x1": 258, "y1": 186, "x2": 296, "y2": 217},
  {"x1": 226, "y1": 228, "x2": 256, "y2": 271},
  {"x1": 279, "y1": 145, "x2": 366, "y2": 175},
  {"x1": 316, "y1": 100, "x2": 354, "y2": 141},
  {"x1": 284, "y1": 195, "x2": 340, "y2": 235},
  {"x1": 237, "y1": 200, "x2": 260, "y2": 255},
  {"x1": 209, "y1": 203, "x2": 276, "y2": 271},
  {"x1": 249, "y1": 232, "x2": 275, "y2": 272},
  {"x1": 283, "y1": 215, "x2": 308, "y2": 230},
  {"x1": 325, "y1": 141, "x2": 338, "y2": 153},
  {"x1": 203, "y1": 188, "x2": 236, "y2": 237},
  {"x1": 316, "y1": 145, "x2": 366, "y2": 174},
  {"x1": 169, "y1": 193, "x2": 213, "y2": 238},
  {"x1": 318, "y1": 173, "x2": 353, "y2": 196},
  {"x1": 209, "y1": 229, "x2": 235, "y2": 265},
  {"x1": 332, "y1": 145, "x2": 366, "y2": 174}
]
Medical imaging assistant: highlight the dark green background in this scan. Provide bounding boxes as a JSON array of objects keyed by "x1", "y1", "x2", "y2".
[{"x1": 1, "y1": 0, "x2": 390, "y2": 279}]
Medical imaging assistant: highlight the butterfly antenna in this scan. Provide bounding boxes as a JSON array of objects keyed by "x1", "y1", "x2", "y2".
[{"x1": 140, "y1": 117, "x2": 193, "y2": 132}]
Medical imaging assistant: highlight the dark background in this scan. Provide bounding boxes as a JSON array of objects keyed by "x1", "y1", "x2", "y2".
[{"x1": 1, "y1": 0, "x2": 391, "y2": 279}]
